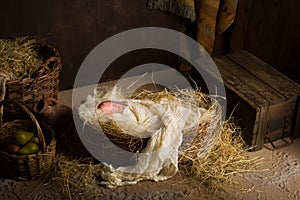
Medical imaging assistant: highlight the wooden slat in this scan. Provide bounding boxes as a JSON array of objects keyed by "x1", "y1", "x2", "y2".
[
  {"x1": 229, "y1": 0, "x2": 300, "y2": 85},
  {"x1": 214, "y1": 51, "x2": 300, "y2": 149},
  {"x1": 214, "y1": 57, "x2": 268, "y2": 150},
  {"x1": 254, "y1": 106, "x2": 268, "y2": 150},
  {"x1": 224, "y1": 88, "x2": 258, "y2": 145},
  {"x1": 214, "y1": 57, "x2": 269, "y2": 108},
  {"x1": 229, "y1": 0, "x2": 253, "y2": 50},
  {"x1": 216, "y1": 56, "x2": 285, "y2": 105},
  {"x1": 268, "y1": 0, "x2": 300, "y2": 78},
  {"x1": 292, "y1": 96, "x2": 300, "y2": 138},
  {"x1": 255, "y1": 0, "x2": 283, "y2": 62},
  {"x1": 226, "y1": 51, "x2": 300, "y2": 99},
  {"x1": 266, "y1": 98, "x2": 296, "y2": 141},
  {"x1": 243, "y1": 0, "x2": 268, "y2": 54}
]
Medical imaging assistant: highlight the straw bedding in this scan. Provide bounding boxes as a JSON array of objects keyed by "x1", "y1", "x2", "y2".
[
  {"x1": 179, "y1": 118, "x2": 262, "y2": 190},
  {"x1": 0, "y1": 37, "x2": 44, "y2": 79}
]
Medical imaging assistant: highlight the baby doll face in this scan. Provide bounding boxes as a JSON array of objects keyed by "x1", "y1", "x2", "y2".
[{"x1": 98, "y1": 101, "x2": 125, "y2": 114}]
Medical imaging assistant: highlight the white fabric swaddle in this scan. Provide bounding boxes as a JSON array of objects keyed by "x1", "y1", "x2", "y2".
[{"x1": 78, "y1": 86, "x2": 207, "y2": 187}]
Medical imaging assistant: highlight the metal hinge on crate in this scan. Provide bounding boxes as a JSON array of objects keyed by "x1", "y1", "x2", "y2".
[{"x1": 264, "y1": 118, "x2": 294, "y2": 150}]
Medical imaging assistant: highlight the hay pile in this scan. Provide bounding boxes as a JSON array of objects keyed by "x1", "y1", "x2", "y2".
[
  {"x1": 179, "y1": 118, "x2": 262, "y2": 190},
  {"x1": 131, "y1": 87, "x2": 211, "y2": 110},
  {"x1": 52, "y1": 154, "x2": 97, "y2": 200},
  {"x1": 0, "y1": 37, "x2": 44, "y2": 79}
]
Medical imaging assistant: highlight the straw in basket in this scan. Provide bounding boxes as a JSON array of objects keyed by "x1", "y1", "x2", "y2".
[{"x1": 1, "y1": 41, "x2": 62, "y2": 123}]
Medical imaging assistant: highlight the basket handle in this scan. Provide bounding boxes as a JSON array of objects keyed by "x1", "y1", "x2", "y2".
[
  {"x1": 42, "y1": 56, "x2": 61, "y2": 71},
  {"x1": 32, "y1": 56, "x2": 61, "y2": 78},
  {"x1": 30, "y1": 56, "x2": 61, "y2": 88},
  {"x1": 16, "y1": 102, "x2": 47, "y2": 152}
]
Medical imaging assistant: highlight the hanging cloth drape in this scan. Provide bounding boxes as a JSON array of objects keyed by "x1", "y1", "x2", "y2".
[{"x1": 148, "y1": 0, "x2": 238, "y2": 54}]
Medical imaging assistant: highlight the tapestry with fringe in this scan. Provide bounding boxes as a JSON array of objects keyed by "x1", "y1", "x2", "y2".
[{"x1": 148, "y1": 0, "x2": 238, "y2": 54}]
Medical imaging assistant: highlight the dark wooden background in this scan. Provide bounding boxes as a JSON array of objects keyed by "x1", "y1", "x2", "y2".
[
  {"x1": 0, "y1": 0, "x2": 180, "y2": 90},
  {"x1": 0, "y1": 0, "x2": 299, "y2": 90},
  {"x1": 229, "y1": 0, "x2": 300, "y2": 85}
]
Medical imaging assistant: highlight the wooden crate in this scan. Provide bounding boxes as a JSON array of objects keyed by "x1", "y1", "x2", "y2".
[{"x1": 213, "y1": 51, "x2": 300, "y2": 151}]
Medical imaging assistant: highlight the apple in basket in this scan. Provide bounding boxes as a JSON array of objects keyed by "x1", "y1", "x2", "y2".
[{"x1": 2, "y1": 144, "x2": 20, "y2": 154}]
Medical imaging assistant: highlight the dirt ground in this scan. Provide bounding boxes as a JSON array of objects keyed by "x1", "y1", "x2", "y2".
[{"x1": 1, "y1": 137, "x2": 299, "y2": 200}]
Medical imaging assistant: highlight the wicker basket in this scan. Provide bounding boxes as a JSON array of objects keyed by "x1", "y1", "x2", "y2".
[
  {"x1": 100, "y1": 103, "x2": 222, "y2": 158},
  {"x1": 180, "y1": 103, "x2": 222, "y2": 162},
  {"x1": 76, "y1": 99, "x2": 222, "y2": 159},
  {"x1": 0, "y1": 103, "x2": 56, "y2": 180},
  {"x1": 1, "y1": 41, "x2": 62, "y2": 122}
]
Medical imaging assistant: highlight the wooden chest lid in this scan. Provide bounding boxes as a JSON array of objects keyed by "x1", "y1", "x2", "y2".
[{"x1": 213, "y1": 51, "x2": 300, "y2": 107}]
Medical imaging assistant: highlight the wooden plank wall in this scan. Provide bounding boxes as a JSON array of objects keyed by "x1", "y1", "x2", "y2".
[
  {"x1": 229, "y1": 0, "x2": 300, "y2": 84},
  {"x1": 0, "y1": 0, "x2": 180, "y2": 90},
  {"x1": 0, "y1": 0, "x2": 299, "y2": 89}
]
